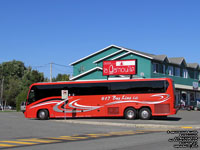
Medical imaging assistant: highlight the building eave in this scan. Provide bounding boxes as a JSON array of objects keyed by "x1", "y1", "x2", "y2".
[
  {"x1": 70, "y1": 45, "x2": 153, "y2": 66},
  {"x1": 175, "y1": 84, "x2": 200, "y2": 91},
  {"x1": 111, "y1": 52, "x2": 132, "y2": 60},
  {"x1": 122, "y1": 48, "x2": 153, "y2": 60},
  {"x1": 70, "y1": 45, "x2": 121, "y2": 66},
  {"x1": 70, "y1": 67, "x2": 103, "y2": 80},
  {"x1": 93, "y1": 49, "x2": 124, "y2": 64}
]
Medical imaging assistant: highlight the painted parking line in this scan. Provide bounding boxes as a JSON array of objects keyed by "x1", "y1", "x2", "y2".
[
  {"x1": 181, "y1": 126, "x2": 193, "y2": 129},
  {"x1": 0, "y1": 144, "x2": 17, "y2": 147},
  {"x1": 18, "y1": 138, "x2": 60, "y2": 143},
  {"x1": 0, "y1": 141, "x2": 37, "y2": 145},
  {"x1": 0, "y1": 130, "x2": 164, "y2": 149},
  {"x1": 48, "y1": 137, "x2": 77, "y2": 140},
  {"x1": 60, "y1": 136, "x2": 89, "y2": 139}
]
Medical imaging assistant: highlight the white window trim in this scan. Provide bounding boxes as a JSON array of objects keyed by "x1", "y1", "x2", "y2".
[
  {"x1": 183, "y1": 69, "x2": 188, "y2": 78},
  {"x1": 168, "y1": 66, "x2": 174, "y2": 76}
]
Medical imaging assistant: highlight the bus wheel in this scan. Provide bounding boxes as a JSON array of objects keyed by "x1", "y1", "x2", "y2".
[
  {"x1": 139, "y1": 108, "x2": 151, "y2": 120},
  {"x1": 38, "y1": 109, "x2": 49, "y2": 120},
  {"x1": 124, "y1": 108, "x2": 137, "y2": 120}
]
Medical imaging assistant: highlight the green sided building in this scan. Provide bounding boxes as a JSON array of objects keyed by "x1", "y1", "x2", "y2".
[{"x1": 70, "y1": 45, "x2": 200, "y2": 108}]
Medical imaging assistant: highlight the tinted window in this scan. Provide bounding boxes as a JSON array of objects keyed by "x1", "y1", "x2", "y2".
[
  {"x1": 110, "y1": 81, "x2": 168, "y2": 94},
  {"x1": 28, "y1": 84, "x2": 67, "y2": 103},
  {"x1": 28, "y1": 80, "x2": 169, "y2": 103},
  {"x1": 68, "y1": 83, "x2": 110, "y2": 96}
]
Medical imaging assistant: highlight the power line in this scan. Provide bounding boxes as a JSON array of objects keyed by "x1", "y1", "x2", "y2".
[
  {"x1": 31, "y1": 64, "x2": 49, "y2": 69},
  {"x1": 53, "y1": 63, "x2": 72, "y2": 68}
]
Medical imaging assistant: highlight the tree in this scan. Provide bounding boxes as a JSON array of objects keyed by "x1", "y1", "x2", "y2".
[
  {"x1": 0, "y1": 60, "x2": 25, "y2": 80},
  {"x1": 3, "y1": 78, "x2": 21, "y2": 107},
  {"x1": 16, "y1": 68, "x2": 45, "y2": 111},
  {"x1": 0, "y1": 60, "x2": 70, "y2": 111},
  {"x1": 0, "y1": 60, "x2": 26, "y2": 109},
  {"x1": 0, "y1": 60, "x2": 45, "y2": 111},
  {"x1": 52, "y1": 74, "x2": 70, "y2": 82}
]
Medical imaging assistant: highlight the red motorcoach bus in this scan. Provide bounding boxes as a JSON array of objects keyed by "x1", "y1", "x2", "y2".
[{"x1": 24, "y1": 78, "x2": 177, "y2": 120}]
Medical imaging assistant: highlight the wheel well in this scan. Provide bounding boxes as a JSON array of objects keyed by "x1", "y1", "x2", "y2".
[
  {"x1": 139, "y1": 106, "x2": 152, "y2": 113},
  {"x1": 124, "y1": 107, "x2": 137, "y2": 114},
  {"x1": 37, "y1": 109, "x2": 49, "y2": 118}
]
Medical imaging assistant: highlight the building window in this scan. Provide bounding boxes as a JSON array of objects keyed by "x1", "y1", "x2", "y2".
[
  {"x1": 183, "y1": 69, "x2": 188, "y2": 78},
  {"x1": 162, "y1": 64, "x2": 166, "y2": 74},
  {"x1": 168, "y1": 66, "x2": 174, "y2": 76},
  {"x1": 175, "y1": 67, "x2": 180, "y2": 77},
  {"x1": 153, "y1": 63, "x2": 159, "y2": 73},
  {"x1": 153, "y1": 63, "x2": 165, "y2": 74}
]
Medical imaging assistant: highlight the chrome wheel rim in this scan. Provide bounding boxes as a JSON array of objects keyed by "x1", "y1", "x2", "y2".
[
  {"x1": 141, "y1": 110, "x2": 149, "y2": 119},
  {"x1": 39, "y1": 111, "x2": 45, "y2": 119},
  {"x1": 127, "y1": 110, "x2": 134, "y2": 119}
]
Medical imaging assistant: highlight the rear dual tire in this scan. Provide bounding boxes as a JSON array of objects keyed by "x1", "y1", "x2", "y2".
[
  {"x1": 124, "y1": 108, "x2": 137, "y2": 120},
  {"x1": 139, "y1": 108, "x2": 151, "y2": 120},
  {"x1": 124, "y1": 107, "x2": 151, "y2": 120}
]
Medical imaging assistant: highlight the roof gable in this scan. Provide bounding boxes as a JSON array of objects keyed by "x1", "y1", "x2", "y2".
[
  {"x1": 168, "y1": 57, "x2": 187, "y2": 66},
  {"x1": 70, "y1": 45, "x2": 153, "y2": 66},
  {"x1": 70, "y1": 45, "x2": 121, "y2": 65},
  {"x1": 187, "y1": 63, "x2": 199, "y2": 69},
  {"x1": 152, "y1": 55, "x2": 169, "y2": 62}
]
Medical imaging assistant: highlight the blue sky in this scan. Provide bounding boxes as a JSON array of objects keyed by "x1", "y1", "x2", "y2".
[{"x1": 0, "y1": 0, "x2": 200, "y2": 78}]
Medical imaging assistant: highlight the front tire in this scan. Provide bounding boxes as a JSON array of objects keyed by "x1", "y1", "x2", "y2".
[
  {"x1": 38, "y1": 109, "x2": 49, "y2": 120},
  {"x1": 139, "y1": 108, "x2": 151, "y2": 120},
  {"x1": 124, "y1": 108, "x2": 137, "y2": 120}
]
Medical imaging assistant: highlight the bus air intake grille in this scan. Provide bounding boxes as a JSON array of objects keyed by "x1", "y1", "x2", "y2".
[
  {"x1": 154, "y1": 104, "x2": 170, "y2": 114},
  {"x1": 108, "y1": 107, "x2": 119, "y2": 115}
]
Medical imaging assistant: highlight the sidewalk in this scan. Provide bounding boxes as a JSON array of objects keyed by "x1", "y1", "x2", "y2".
[{"x1": 52, "y1": 110, "x2": 200, "y2": 129}]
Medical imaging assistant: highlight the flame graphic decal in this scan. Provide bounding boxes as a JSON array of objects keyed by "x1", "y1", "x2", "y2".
[{"x1": 31, "y1": 94, "x2": 170, "y2": 113}]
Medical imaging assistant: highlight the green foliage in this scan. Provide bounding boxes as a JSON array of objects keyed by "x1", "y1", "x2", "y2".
[
  {"x1": 3, "y1": 78, "x2": 21, "y2": 106},
  {"x1": 0, "y1": 60, "x2": 44, "y2": 111},
  {"x1": 0, "y1": 60, "x2": 70, "y2": 111},
  {"x1": 16, "y1": 89, "x2": 29, "y2": 111},
  {"x1": 0, "y1": 60, "x2": 25, "y2": 80},
  {"x1": 52, "y1": 73, "x2": 70, "y2": 81}
]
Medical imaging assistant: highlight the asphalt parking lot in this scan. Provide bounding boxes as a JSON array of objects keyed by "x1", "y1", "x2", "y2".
[{"x1": 0, "y1": 110, "x2": 199, "y2": 150}]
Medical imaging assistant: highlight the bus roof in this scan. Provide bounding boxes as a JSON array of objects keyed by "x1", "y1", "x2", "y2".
[{"x1": 31, "y1": 78, "x2": 172, "y2": 87}]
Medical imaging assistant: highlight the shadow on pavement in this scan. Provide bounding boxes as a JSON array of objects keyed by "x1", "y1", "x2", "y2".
[
  {"x1": 152, "y1": 116, "x2": 182, "y2": 121},
  {"x1": 50, "y1": 116, "x2": 182, "y2": 121}
]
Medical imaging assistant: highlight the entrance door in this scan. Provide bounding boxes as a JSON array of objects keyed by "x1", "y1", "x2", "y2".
[
  {"x1": 181, "y1": 91, "x2": 187, "y2": 106},
  {"x1": 188, "y1": 92, "x2": 195, "y2": 107},
  {"x1": 175, "y1": 90, "x2": 180, "y2": 106}
]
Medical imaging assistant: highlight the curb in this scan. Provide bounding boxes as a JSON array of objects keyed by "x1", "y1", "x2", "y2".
[{"x1": 52, "y1": 120, "x2": 200, "y2": 130}]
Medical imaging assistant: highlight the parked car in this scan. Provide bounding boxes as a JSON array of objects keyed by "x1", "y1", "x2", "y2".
[
  {"x1": 20, "y1": 101, "x2": 26, "y2": 113},
  {"x1": 5, "y1": 105, "x2": 12, "y2": 110}
]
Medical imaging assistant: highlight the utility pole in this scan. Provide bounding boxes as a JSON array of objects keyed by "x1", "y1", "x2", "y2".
[
  {"x1": 50, "y1": 62, "x2": 53, "y2": 82},
  {"x1": 1, "y1": 77, "x2": 4, "y2": 111}
]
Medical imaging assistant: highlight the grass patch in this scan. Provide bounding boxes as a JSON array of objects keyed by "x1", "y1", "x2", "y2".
[{"x1": 0, "y1": 110, "x2": 17, "y2": 112}]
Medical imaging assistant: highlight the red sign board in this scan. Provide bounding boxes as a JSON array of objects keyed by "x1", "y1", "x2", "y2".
[{"x1": 103, "y1": 60, "x2": 137, "y2": 76}]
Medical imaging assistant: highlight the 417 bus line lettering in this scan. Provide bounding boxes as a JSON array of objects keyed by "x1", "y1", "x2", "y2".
[{"x1": 101, "y1": 95, "x2": 139, "y2": 101}]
